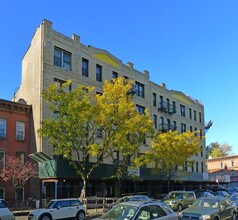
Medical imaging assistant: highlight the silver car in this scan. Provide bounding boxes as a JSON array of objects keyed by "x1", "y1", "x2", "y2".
[
  {"x1": 94, "y1": 200, "x2": 177, "y2": 220},
  {"x1": 0, "y1": 199, "x2": 15, "y2": 220}
]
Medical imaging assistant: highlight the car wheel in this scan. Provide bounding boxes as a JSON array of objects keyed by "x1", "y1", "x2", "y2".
[
  {"x1": 76, "y1": 211, "x2": 86, "y2": 220},
  {"x1": 40, "y1": 214, "x2": 51, "y2": 220},
  {"x1": 177, "y1": 204, "x2": 183, "y2": 212}
]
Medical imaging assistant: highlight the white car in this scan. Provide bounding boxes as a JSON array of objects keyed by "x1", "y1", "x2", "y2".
[
  {"x1": 28, "y1": 198, "x2": 85, "y2": 220},
  {"x1": 0, "y1": 199, "x2": 15, "y2": 220}
]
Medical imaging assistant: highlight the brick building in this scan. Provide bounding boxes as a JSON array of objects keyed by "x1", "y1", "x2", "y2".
[
  {"x1": 206, "y1": 155, "x2": 238, "y2": 185},
  {"x1": 0, "y1": 98, "x2": 32, "y2": 202}
]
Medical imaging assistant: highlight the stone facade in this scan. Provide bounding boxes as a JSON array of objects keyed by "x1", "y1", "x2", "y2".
[{"x1": 14, "y1": 19, "x2": 207, "y2": 195}]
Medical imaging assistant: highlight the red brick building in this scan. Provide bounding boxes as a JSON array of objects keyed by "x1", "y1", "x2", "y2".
[{"x1": 0, "y1": 98, "x2": 32, "y2": 202}]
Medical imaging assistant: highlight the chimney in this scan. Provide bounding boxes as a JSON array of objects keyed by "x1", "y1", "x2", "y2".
[
  {"x1": 72, "y1": 34, "x2": 80, "y2": 43},
  {"x1": 127, "y1": 62, "x2": 134, "y2": 69},
  {"x1": 143, "y1": 70, "x2": 149, "y2": 78},
  {"x1": 161, "y1": 83, "x2": 166, "y2": 89}
]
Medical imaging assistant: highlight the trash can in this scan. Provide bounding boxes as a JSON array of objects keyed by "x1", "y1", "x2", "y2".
[{"x1": 35, "y1": 200, "x2": 40, "y2": 209}]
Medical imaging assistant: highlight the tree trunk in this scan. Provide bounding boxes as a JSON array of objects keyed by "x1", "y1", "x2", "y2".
[
  {"x1": 167, "y1": 179, "x2": 170, "y2": 193},
  {"x1": 80, "y1": 178, "x2": 87, "y2": 203}
]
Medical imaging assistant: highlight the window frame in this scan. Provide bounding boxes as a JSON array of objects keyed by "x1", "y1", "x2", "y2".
[
  {"x1": 54, "y1": 47, "x2": 71, "y2": 71},
  {"x1": 180, "y1": 105, "x2": 186, "y2": 117},
  {"x1": 0, "y1": 119, "x2": 6, "y2": 139},
  {"x1": 16, "y1": 121, "x2": 25, "y2": 141},
  {"x1": 96, "y1": 64, "x2": 102, "y2": 82},
  {"x1": 135, "y1": 82, "x2": 145, "y2": 98},
  {"x1": 82, "y1": 58, "x2": 89, "y2": 77}
]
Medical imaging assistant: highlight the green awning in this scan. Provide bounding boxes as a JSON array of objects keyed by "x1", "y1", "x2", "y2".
[{"x1": 29, "y1": 152, "x2": 51, "y2": 163}]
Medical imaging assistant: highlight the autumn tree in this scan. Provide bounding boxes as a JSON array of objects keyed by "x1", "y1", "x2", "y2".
[
  {"x1": 206, "y1": 142, "x2": 233, "y2": 159},
  {"x1": 38, "y1": 77, "x2": 154, "y2": 200},
  {"x1": 134, "y1": 130, "x2": 201, "y2": 192},
  {"x1": 0, "y1": 155, "x2": 38, "y2": 209}
]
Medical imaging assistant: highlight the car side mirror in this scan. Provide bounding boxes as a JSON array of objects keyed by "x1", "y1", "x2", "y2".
[{"x1": 57, "y1": 206, "x2": 62, "y2": 209}]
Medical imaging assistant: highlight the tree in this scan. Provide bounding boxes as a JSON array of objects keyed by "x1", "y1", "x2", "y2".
[
  {"x1": 134, "y1": 130, "x2": 201, "y2": 192},
  {"x1": 206, "y1": 142, "x2": 233, "y2": 159},
  {"x1": 38, "y1": 77, "x2": 154, "y2": 200},
  {"x1": 0, "y1": 155, "x2": 38, "y2": 209}
]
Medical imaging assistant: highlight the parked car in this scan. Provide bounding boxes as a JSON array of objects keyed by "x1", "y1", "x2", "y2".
[
  {"x1": 195, "y1": 190, "x2": 214, "y2": 198},
  {"x1": 178, "y1": 196, "x2": 236, "y2": 220},
  {"x1": 28, "y1": 198, "x2": 85, "y2": 220},
  {"x1": 107, "y1": 195, "x2": 151, "y2": 210},
  {"x1": 230, "y1": 193, "x2": 238, "y2": 207},
  {"x1": 163, "y1": 191, "x2": 196, "y2": 212},
  {"x1": 214, "y1": 190, "x2": 230, "y2": 198},
  {"x1": 227, "y1": 187, "x2": 238, "y2": 195},
  {"x1": 0, "y1": 199, "x2": 15, "y2": 220},
  {"x1": 94, "y1": 200, "x2": 177, "y2": 220}
]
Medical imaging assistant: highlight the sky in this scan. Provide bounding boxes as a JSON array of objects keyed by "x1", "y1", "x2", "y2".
[{"x1": 0, "y1": 1, "x2": 238, "y2": 153}]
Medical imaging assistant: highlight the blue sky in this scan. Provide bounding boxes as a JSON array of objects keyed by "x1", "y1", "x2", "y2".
[{"x1": 1, "y1": 1, "x2": 238, "y2": 153}]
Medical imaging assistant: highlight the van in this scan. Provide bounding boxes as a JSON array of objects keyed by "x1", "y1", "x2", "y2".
[{"x1": 163, "y1": 191, "x2": 196, "y2": 211}]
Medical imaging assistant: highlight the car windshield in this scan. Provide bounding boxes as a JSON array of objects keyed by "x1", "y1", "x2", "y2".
[
  {"x1": 166, "y1": 192, "x2": 183, "y2": 199},
  {"x1": 192, "y1": 199, "x2": 219, "y2": 209},
  {"x1": 102, "y1": 204, "x2": 138, "y2": 220},
  {"x1": 46, "y1": 201, "x2": 58, "y2": 208}
]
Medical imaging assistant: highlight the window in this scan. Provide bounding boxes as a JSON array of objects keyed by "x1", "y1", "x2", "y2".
[
  {"x1": 112, "y1": 71, "x2": 118, "y2": 79},
  {"x1": 173, "y1": 121, "x2": 177, "y2": 130},
  {"x1": 200, "y1": 146, "x2": 203, "y2": 157},
  {"x1": 54, "y1": 78, "x2": 72, "y2": 92},
  {"x1": 0, "y1": 151, "x2": 5, "y2": 167},
  {"x1": 0, "y1": 188, "x2": 5, "y2": 199},
  {"x1": 136, "y1": 105, "x2": 145, "y2": 115},
  {"x1": 160, "y1": 117, "x2": 164, "y2": 130},
  {"x1": 16, "y1": 152, "x2": 25, "y2": 164},
  {"x1": 221, "y1": 162, "x2": 223, "y2": 168},
  {"x1": 173, "y1": 101, "x2": 176, "y2": 113},
  {"x1": 150, "y1": 205, "x2": 166, "y2": 218},
  {"x1": 189, "y1": 108, "x2": 192, "y2": 119},
  {"x1": 166, "y1": 98, "x2": 170, "y2": 112},
  {"x1": 135, "y1": 82, "x2": 145, "y2": 98},
  {"x1": 199, "y1": 112, "x2": 202, "y2": 123},
  {"x1": 159, "y1": 96, "x2": 163, "y2": 106},
  {"x1": 184, "y1": 161, "x2": 188, "y2": 171},
  {"x1": 231, "y1": 170, "x2": 235, "y2": 176},
  {"x1": 231, "y1": 160, "x2": 234, "y2": 167},
  {"x1": 16, "y1": 121, "x2": 25, "y2": 141},
  {"x1": 167, "y1": 118, "x2": 171, "y2": 130},
  {"x1": 196, "y1": 162, "x2": 199, "y2": 172},
  {"x1": 181, "y1": 123, "x2": 186, "y2": 133},
  {"x1": 201, "y1": 162, "x2": 204, "y2": 172},
  {"x1": 153, "y1": 114, "x2": 157, "y2": 129},
  {"x1": 180, "y1": 105, "x2": 185, "y2": 117},
  {"x1": 0, "y1": 119, "x2": 6, "y2": 139},
  {"x1": 82, "y1": 58, "x2": 89, "y2": 77},
  {"x1": 152, "y1": 93, "x2": 157, "y2": 107},
  {"x1": 190, "y1": 126, "x2": 193, "y2": 132},
  {"x1": 54, "y1": 47, "x2": 71, "y2": 70},
  {"x1": 194, "y1": 110, "x2": 197, "y2": 121},
  {"x1": 191, "y1": 163, "x2": 194, "y2": 172},
  {"x1": 200, "y1": 129, "x2": 203, "y2": 139},
  {"x1": 96, "y1": 64, "x2": 102, "y2": 82}
]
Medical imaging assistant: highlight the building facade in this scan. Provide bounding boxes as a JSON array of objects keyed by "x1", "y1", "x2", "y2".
[
  {"x1": 0, "y1": 99, "x2": 32, "y2": 202},
  {"x1": 206, "y1": 155, "x2": 238, "y2": 185},
  {"x1": 14, "y1": 19, "x2": 208, "y2": 198}
]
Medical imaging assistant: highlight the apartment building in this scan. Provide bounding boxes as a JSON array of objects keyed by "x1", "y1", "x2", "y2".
[
  {"x1": 0, "y1": 99, "x2": 32, "y2": 202},
  {"x1": 14, "y1": 19, "x2": 207, "y2": 198}
]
